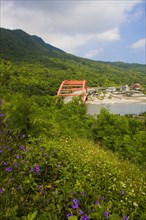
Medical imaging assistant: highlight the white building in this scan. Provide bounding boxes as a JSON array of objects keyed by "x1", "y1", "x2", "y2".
[{"x1": 106, "y1": 87, "x2": 116, "y2": 92}]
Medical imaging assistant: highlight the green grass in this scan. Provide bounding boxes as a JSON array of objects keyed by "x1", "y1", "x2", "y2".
[{"x1": 1, "y1": 127, "x2": 146, "y2": 220}]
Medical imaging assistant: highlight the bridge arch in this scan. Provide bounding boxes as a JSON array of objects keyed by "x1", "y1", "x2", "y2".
[{"x1": 57, "y1": 80, "x2": 88, "y2": 102}]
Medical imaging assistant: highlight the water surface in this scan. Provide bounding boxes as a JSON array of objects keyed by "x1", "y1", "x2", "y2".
[{"x1": 86, "y1": 103, "x2": 146, "y2": 115}]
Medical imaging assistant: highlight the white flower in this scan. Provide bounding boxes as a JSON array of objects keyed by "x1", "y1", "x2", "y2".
[{"x1": 133, "y1": 202, "x2": 138, "y2": 207}]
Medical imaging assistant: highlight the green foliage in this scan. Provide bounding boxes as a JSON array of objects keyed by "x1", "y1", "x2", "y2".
[
  {"x1": 91, "y1": 108, "x2": 146, "y2": 166},
  {"x1": 0, "y1": 117, "x2": 146, "y2": 219},
  {"x1": 3, "y1": 94, "x2": 55, "y2": 137},
  {"x1": 2, "y1": 93, "x2": 92, "y2": 139},
  {"x1": 1, "y1": 92, "x2": 146, "y2": 166},
  {"x1": 24, "y1": 211, "x2": 38, "y2": 220},
  {"x1": 1, "y1": 57, "x2": 145, "y2": 96},
  {"x1": 55, "y1": 97, "x2": 92, "y2": 138}
]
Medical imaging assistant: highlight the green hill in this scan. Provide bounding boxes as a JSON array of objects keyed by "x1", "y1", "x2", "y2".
[
  {"x1": 0, "y1": 27, "x2": 145, "y2": 97},
  {"x1": 0, "y1": 28, "x2": 65, "y2": 61}
]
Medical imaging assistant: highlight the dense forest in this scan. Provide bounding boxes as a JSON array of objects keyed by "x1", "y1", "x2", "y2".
[{"x1": 0, "y1": 28, "x2": 146, "y2": 220}]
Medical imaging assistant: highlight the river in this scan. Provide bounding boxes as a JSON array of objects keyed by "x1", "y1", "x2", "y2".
[{"x1": 86, "y1": 102, "x2": 146, "y2": 115}]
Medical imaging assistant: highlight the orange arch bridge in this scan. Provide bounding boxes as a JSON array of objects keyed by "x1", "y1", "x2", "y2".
[{"x1": 57, "y1": 80, "x2": 88, "y2": 102}]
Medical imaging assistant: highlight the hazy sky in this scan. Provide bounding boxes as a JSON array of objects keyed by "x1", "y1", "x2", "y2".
[{"x1": 1, "y1": 0, "x2": 146, "y2": 64}]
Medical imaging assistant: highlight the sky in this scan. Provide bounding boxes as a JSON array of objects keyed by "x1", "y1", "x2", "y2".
[{"x1": 1, "y1": 0, "x2": 146, "y2": 64}]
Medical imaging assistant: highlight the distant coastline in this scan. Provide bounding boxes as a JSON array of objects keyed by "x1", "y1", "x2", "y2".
[{"x1": 86, "y1": 94, "x2": 146, "y2": 105}]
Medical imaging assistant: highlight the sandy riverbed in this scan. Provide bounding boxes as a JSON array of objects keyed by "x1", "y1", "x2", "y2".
[{"x1": 86, "y1": 94, "x2": 146, "y2": 104}]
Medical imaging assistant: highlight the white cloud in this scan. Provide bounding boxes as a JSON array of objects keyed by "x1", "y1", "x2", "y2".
[
  {"x1": 1, "y1": 0, "x2": 142, "y2": 34},
  {"x1": 129, "y1": 38, "x2": 146, "y2": 49},
  {"x1": 84, "y1": 48, "x2": 104, "y2": 59},
  {"x1": 94, "y1": 28, "x2": 120, "y2": 41},
  {"x1": 43, "y1": 33, "x2": 92, "y2": 54},
  {"x1": 43, "y1": 28, "x2": 120, "y2": 54}
]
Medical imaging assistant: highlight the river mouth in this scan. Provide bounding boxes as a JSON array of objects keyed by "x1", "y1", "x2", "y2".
[{"x1": 86, "y1": 102, "x2": 146, "y2": 115}]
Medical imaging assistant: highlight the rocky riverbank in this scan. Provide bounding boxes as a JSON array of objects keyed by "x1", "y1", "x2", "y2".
[{"x1": 86, "y1": 93, "x2": 146, "y2": 104}]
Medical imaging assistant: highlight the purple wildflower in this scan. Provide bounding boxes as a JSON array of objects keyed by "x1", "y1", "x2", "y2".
[
  {"x1": 72, "y1": 198, "x2": 79, "y2": 209},
  {"x1": 5, "y1": 167, "x2": 12, "y2": 172},
  {"x1": 36, "y1": 164, "x2": 40, "y2": 174},
  {"x1": 41, "y1": 190, "x2": 45, "y2": 195},
  {"x1": 0, "y1": 188, "x2": 3, "y2": 193},
  {"x1": 81, "y1": 216, "x2": 90, "y2": 220},
  {"x1": 57, "y1": 164, "x2": 61, "y2": 167},
  {"x1": 0, "y1": 149, "x2": 2, "y2": 153},
  {"x1": 54, "y1": 150, "x2": 57, "y2": 153},
  {"x1": 123, "y1": 216, "x2": 128, "y2": 220},
  {"x1": 121, "y1": 190, "x2": 125, "y2": 195},
  {"x1": 95, "y1": 200, "x2": 100, "y2": 206},
  {"x1": 17, "y1": 185, "x2": 21, "y2": 189},
  {"x1": 22, "y1": 134, "x2": 25, "y2": 138},
  {"x1": 72, "y1": 203, "x2": 78, "y2": 209},
  {"x1": 3, "y1": 161, "x2": 7, "y2": 166},
  {"x1": 101, "y1": 196, "x2": 105, "y2": 200},
  {"x1": 20, "y1": 146, "x2": 26, "y2": 152},
  {"x1": 72, "y1": 191, "x2": 76, "y2": 194},
  {"x1": 16, "y1": 155, "x2": 20, "y2": 159},
  {"x1": 104, "y1": 211, "x2": 109, "y2": 219},
  {"x1": 66, "y1": 213, "x2": 72, "y2": 218},
  {"x1": 79, "y1": 210, "x2": 84, "y2": 215},
  {"x1": 81, "y1": 191, "x2": 85, "y2": 196},
  {"x1": 73, "y1": 198, "x2": 78, "y2": 204},
  {"x1": 30, "y1": 168, "x2": 34, "y2": 172},
  {"x1": 0, "y1": 113, "x2": 4, "y2": 117},
  {"x1": 38, "y1": 185, "x2": 43, "y2": 189},
  {"x1": 14, "y1": 162, "x2": 18, "y2": 168}
]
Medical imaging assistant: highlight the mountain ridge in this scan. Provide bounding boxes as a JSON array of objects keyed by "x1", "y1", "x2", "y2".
[
  {"x1": 0, "y1": 27, "x2": 145, "y2": 95},
  {"x1": 1, "y1": 27, "x2": 145, "y2": 67},
  {"x1": 0, "y1": 28, "x2": 68, "y2": 62}
]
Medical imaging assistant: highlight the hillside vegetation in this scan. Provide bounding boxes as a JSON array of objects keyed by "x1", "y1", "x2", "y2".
[
  {"x1": 0, "y1": 28, "x2": 146, "y2": 220},
  {"x1": 1, "y1": 96, "x2": 146, "y2": 219},
  {"x1": 1, "y1": 28, "x2": 146, "y2": 97}
]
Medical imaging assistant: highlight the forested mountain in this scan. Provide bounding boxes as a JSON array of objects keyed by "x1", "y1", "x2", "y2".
[
  {"x1": 0, "y1": 28, "x2": 67, "y2": 61},
  {"x1": 0, "y1": 27, "x2": 146, "y2": 96}
]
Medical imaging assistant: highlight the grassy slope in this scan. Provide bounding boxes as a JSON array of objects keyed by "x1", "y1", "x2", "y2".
[
  {"x1": 1, "y1": 122, "x2": 146, "y2": 219},
  {"x1": 48, "y1": 138, "x2": 146, "y2": 219}
]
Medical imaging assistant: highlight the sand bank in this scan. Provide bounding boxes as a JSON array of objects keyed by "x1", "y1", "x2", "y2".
[{"x1": 86, "y1": 94, "x2": 146, "y2": 105}]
